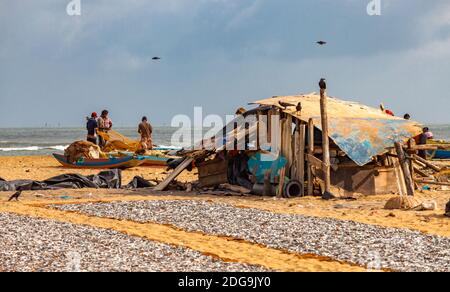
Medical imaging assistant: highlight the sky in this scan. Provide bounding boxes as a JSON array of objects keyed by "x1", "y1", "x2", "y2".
[{"x1": 1, "y1": 0, "x2": 450, "y2": 127}]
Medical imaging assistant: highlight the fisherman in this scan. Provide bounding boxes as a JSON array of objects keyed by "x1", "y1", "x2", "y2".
[
  {"x1": 97, "y1": 110, "x2": 113, "y2": 147},
  {"x1": 86, "y1": 112, "x2": 98, "y2": 145},
  {"x1": 138, "y1": 116, "x2": 153, "y2": 150},
  {"x1": 403, "y1": 113, "x2": 411, "y2": 120},
  {"x1": 424, "y1": 127, "x2": 434, "y2": 140},
  {"x1": 416, "y1": 127, "x2": 434, "y2": 159}
]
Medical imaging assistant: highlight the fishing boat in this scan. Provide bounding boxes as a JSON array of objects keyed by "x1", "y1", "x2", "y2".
[
  {"x1": 428, "y1": 140, "x2": 450, "y2": 160},
  {"x1": 431, "y1": 149, "x2": 450, "y2": 160},
  {"x1": 53, "y1": 153, "x2": 145, "y2": 169},
  {"x1": 117, "y1": 150, "x2": 178, "y2": 167}
]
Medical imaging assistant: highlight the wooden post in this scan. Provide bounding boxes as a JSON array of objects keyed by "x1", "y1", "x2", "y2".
[
  {"x1": 297, "y1": 124, "x2": 306, "y2": 196},
  {"x1": 277, "y1": 167, "x2": 286, "y2": 198},
  {"x1": 394, "y1": 142, "x2": 415, "y2": 196},
  {"x1": 320, "y1": 88, "x2": 331, "y2": 193},
  {"x1": 307, "y1": 118, "x2": 315, "y2": 196}
]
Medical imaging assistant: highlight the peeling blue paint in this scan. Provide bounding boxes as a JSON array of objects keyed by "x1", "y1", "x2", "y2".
[{"x1": 316, "y1": 118, "x2": 422, "y2": 166}]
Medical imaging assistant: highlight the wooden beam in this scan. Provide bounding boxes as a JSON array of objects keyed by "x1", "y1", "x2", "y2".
[
  {"x1": 394, "y1": 142, "x2": 415, "y2": 196},
  {"x1": 413, "y1": 166, "x2": 430, "y2": 178},
  {"x1": 415, "y1": 179, "x2": 450, "y2": 186},
  {"x1": 307, "y1": 118, "x2": 315, "y2": 196},
  {"x1": 319, "y1": 87, "x2": 331, "y2": 193},
  {"x1": 410, "y1": 144, "x2": 450, "y2": 150},
  {"x1": 390, "y1": 153, "x2": 406, "y2": 196},
  {"x1": 412, "y1": 154, "x2": 442, "y2": 172},
  {"x1": 154, "y1": 157, "x2": 194, "y2": 191},
  {"x1": 306, "y1": 154, "x2": 323, "y2": 169}
]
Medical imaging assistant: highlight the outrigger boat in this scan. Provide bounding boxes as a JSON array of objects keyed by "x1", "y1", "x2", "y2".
[{"x1": 53, "y1": 153, "x2": 145, "y2": 169}]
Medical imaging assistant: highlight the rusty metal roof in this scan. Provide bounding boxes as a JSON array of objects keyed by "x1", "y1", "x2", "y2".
[{"x1": 251, "y1": 94, "x2": 423, "y2": 166}]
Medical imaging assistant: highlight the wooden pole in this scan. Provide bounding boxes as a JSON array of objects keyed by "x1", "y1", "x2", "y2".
[
  {"x1": 277, "y1": 167, "x2": 286, "y2": 198},
  {"x1": 394, "y1": 142, "x2": 415, "y2": 196},
  {"x1": 298, "y1": 124, "x2": 306, "y2": 196},
  {"x1": 320, "y1": 88, "x2": 331, "y2": 193},
  {"x1": 307, "y1": 119, "x2": 315, "y2": 196}
]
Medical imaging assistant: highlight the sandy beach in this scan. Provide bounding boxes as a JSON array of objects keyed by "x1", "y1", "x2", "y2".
[{"x1": 1, "y1": 155, "x2": 449, "y2": 272}]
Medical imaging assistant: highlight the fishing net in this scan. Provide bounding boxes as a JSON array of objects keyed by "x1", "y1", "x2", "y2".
[
  {"x1": 64, "y1": 141, "x2": 108, "y2": 163},
  {"x1": 97, "y1": 129, "x2": 144, "y2": 153}
]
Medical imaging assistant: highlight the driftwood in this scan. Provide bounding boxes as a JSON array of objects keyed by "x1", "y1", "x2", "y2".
[{"x1": 219, "y1": 183, "x2": 251, "y2": 194}]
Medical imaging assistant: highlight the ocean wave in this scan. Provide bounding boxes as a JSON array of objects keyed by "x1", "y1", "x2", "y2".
[{"x1": 0, "y1": 145, "x2": 68, "y2": 152}]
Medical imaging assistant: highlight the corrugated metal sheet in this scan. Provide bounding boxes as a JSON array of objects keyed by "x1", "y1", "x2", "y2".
[{"x1": 251, "y1": 94, "x2": 423, "y2": 166}]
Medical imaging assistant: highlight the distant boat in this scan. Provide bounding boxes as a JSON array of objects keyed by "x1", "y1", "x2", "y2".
[{"x1": 53, "y1": 153, "x2": 145, "y2": 169}]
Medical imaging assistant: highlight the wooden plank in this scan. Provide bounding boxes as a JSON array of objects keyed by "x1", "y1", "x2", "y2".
[
  {"x1": 277, "y1": 167, "x2": 286, "y2": 198},
  {"x1": 291, "y1": 120, "x2": 300, "y2": 181},
  {"x1": 154, "y1": 157, "x2": 194, "y2": 191},
  {"x1": 280, "y1": 115, "x2": 293, "y2": 175},
  {"x1": 395, "y1": 142, "x2": 415, "y2": 196},
  {"x1": 306, "y1": 154, "x2": 323, "y2": 169},
  {"x1": 319, "y1": 87, "x2": 331, "y2": 193},
  {"x1": 298, "y1": 124, "x2": 306, "y2": 196},
  {"x1": 415, "y1": 179, "x2": 450, "y2": 186},
  {"x1": 413, "y1": 166, "x2": 430, "y2": 178},
  {"x1": 307, "y1": 118, "x2": 315, "y2": 196},
  {"x1": 412, "y1": 154, "x2": 442, "y2": 172},
  {"x1": 390, "y1": 154, "x2": 406, "y2": 196},
  {"x1": 410, "y1": 144, "x2": 450, "y2": 150}
]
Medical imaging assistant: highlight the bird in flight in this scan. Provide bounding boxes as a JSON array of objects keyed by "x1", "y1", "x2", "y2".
[
  {"x1": 8, "y1": 190, "x2": 22, "y2": 202},
  {"x1": 152, "y1": 57, "x2": 161, "y2": 60},
  {"x1": 316, "y1": 41, "x2": 327, "y2": 46},
  {"x1": 319, "y1": 78, "x2": 327, "y2": 90}
]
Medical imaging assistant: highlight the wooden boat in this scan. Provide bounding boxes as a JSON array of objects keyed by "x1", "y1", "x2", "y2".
[
  {"x1": 118, "y1": 148, "x2": 180, "y2": 167},
  {"x1": 431, "y1": 149, "x2": 450, "y2": 160},
  {"x1": 53, "y1": 153, "x2": 145, "y2": 169},
  {"x1": 140, "y1": 155, "x2": 173, "y2": 166}
]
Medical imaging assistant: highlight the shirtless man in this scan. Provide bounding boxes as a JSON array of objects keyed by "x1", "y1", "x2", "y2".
[{"x1": 138, "y1": 116, "x2": 153, "y2": 150}]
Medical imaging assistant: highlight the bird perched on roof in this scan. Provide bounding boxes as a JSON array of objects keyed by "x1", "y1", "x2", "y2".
[
  {"x1": 319, "y1": 78, "x2": 327, "y2": 90},
  {"x1": 296, "y1": 102, "x2": 302, "y2": 113},
  {"x1": 278, "y1": 101, "x2": 296, "y2": 110},
  {"x1": 8, "y1": 190, "x2": 22, "y2": 202},
  {"x1": 235, "y1": 107, "x2": 246, "y2": 115},
  {"x1": 152, "y1": 57, "x2": 161, "y2": 60},
  {"x1": 316, "y1": 41, "x2": 327, "y2": 46}
]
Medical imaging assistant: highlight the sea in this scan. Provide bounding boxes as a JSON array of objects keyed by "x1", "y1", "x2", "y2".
[
  {"x1": 0, "y1": 127, "x2": 184, "y2": 157},
  {"x1": 0, "y1": 125, "x2": 449, "y2": 157}
]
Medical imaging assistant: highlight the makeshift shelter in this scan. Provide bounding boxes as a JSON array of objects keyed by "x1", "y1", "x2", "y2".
[
  {"x1": 156, "y1": 93, "x2": 423, "y2": 196},
  {"x1": 247, "y1": 93, "x2": 422, "y2": 195}
]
